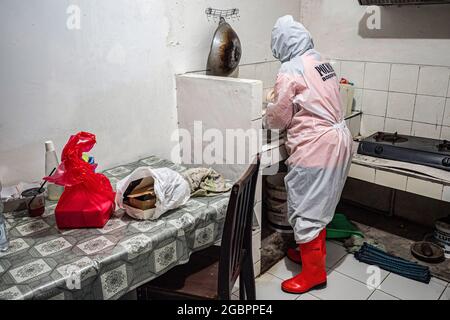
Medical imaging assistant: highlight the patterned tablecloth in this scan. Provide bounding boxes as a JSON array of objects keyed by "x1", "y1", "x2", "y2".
[{"x1": 0, "y1": 156, "x2": 230, "y2": 300}]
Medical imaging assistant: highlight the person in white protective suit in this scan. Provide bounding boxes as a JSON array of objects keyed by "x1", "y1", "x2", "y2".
[{"x1": 264, "y1": 15, "x2": 353, "y2": 294}]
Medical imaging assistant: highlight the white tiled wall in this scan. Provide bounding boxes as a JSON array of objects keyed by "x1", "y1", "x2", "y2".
[
  {"x1": 333, "y1": 59, "x2": 450, "y2": 139},
  {"x1": 238, "y1": 60, "x2": 281, "y2": 96}
]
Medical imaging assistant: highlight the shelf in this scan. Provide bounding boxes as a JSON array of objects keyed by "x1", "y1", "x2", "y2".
[{"x1": 345, "y1": 110, "x2": 362, "y2": 120}]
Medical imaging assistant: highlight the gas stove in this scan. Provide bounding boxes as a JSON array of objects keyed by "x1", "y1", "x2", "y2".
[{"x1": 357, "y1": 132, "x2": 450, "y2": 171}]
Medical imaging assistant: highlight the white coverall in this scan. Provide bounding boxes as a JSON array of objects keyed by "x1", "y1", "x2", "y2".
[{"x1": 265, "y1": 15, "x2": 353, "y2": 244}]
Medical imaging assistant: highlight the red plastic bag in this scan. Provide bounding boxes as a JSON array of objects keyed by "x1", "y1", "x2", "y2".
[{"x1": 45, "y1": 132, "x2": 115, "y2": 229}]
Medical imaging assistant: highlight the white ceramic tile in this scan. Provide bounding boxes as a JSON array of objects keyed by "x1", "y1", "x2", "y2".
[
  {"x1": 441, "y1": 126, "x2": 450, "y2": 141},
  {"x1": 442, "y1": 185, "x2": 450, "y2": 202},
  {"x1": 177, "y1": 74, "x2": 261, "y2": 135},
  {"x1": 384, "y1": 118, "x2": 412, "y2": 136},
  {"x1": 340, "y1": 61, "x2": 365, "y2": 88},
  {"x1": 349, "y1": 115, "x2": 362, "y2": 138},
  {"x1": 362, "y1": 90, "x2": 388, "y2": 117},
  {"x1": 380, "y1": 273, "x2": 446, "y2": 300},
  {"x1": 417, "y1": 66, "x2": 450, "y2": 97},
  {"x1": 332, "y1": 255, "x2": 389, "y2": 288},
  {"x1": 353, "y1": 88, "x2": 363, "y2": 111},
  {"x1": 270, "y1": 60, "x2": 281, "y2": 85},
  {"x1": 406, "y1": 177, "x2": 443, "y2": 200},
  {"x1": 252, "y1": 231, "x2": 261, "y2": 264},
  {"x1": 255, "y1": 273, "x2": 299, "y2": 300},
  {"x1": 255, "y1": 62, "x2": 276, "y2": 89},
  {"x1": 369, "y1": 290, "x2": 399, "y2": 300},
  {"x1": 255, "y1": 171, "x2": 263, "y2": 204},
  {"x1": 310, "y1": 270, "x2": 374, "y2": 300},
  {"x1": 267, "y1": 242, "x2": 347, "y2": 281},
  {"x1": 232, "y1": 278, "x2": 239, "y2": 294},
  {"x1": 238, "y1": 64, "x2": 256, "y2": 80},
  {"x1": 251, "y1": 118, "x2": 262, "y2": 130},
  {"x1": 448, "y1": 77, "x2": 450, "y2": 97},
  {"x1": 296, "y1": 293, "x2": 321, "y2": 300},
  {"x1": 251, "y1": 81, "x2": 264, "y2": 121},
  {"x1": 348, "y1": 164, "x2": 376, "y2": 183},
  {"x1": 325, "y1": 242, "x2": 348, "y2": 269},
  {"x1": 267, "y1": 257, "x2": 300, "y2": 281},
  {"x1": 360, "y1": 115, "x2": 385, "y2": 137},
  {"x1": 375, "y1": 170, "x2": 408, "y2": 190},
  {"x1": 254, "y1": 260, "x2": 261, "y2": 278},
  {"x1": 263, "y1": 88, "x2": 272, "y2": 102},
  {"x1": 411, "y1": 122, "x2": 442, "y2": 139},
  {"x1": 413, "y1": 95, "x2": 446, "y2": 125},
  {"x1": 329, "y1": 60, "x2": 341, "y2": 80},
  {"x1": 364, "y1": 63, "x2": 391, "y2": 91},
  {"x1": 440, "y1": 286, "x2": 450, "y2": 300},
  {"x1": 386, "y1": 92, "x2": 415, "y2": 121},
  {"x1": 431, "y1": 277, "x2": 449, "y2": 287},
  {"x1": 389, "y1": 64, "x2": 419, "y2": 94},
  {"x1": 442, "y1": 98, "x2": 450, "y2": 127},
  {"x1": 253, "y1": 201, "x2": 262, "y2": 231}
]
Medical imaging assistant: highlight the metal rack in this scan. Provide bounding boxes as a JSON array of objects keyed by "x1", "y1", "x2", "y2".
[{"x1": 205, "y1": 7, "x2": 240, "y2": 22}]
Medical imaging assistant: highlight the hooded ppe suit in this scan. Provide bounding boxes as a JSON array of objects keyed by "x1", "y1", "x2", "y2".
[{"x1": 265, "y1": 16, "x2": 352, "y2": 244}]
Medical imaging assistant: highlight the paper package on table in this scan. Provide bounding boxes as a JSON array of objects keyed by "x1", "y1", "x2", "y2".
[{"x1": 115, "y1": 167, "x2": 190, "y2": 220}]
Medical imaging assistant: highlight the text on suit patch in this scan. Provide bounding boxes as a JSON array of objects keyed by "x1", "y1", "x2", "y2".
[{"x1": 315, "y1": 63, "x2": 336, "y2": 82}]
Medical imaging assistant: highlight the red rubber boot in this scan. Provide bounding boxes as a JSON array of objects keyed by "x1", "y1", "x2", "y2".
[
  {"x1": 287, "y1": 247, "x2": 301, "y2": 264},
  {"x1": 287, "y1": 229, "x2": 327, "y2": 264},
  {"x1": 281, "y1": 229, "x2": 327, "y2": 294}
]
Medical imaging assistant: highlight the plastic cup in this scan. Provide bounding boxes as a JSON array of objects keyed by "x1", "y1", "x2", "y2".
[{"x1": 22, "y1": 188, "x2": 46, "y2": 217}]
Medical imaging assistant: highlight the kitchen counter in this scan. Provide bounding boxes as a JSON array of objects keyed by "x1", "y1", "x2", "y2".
[
  {"x1": 349, "y1": 152, "x2": 450, "y2": 202},
  {"x1": 262, "y1": 128, "x2": 450, "y2": 203}
]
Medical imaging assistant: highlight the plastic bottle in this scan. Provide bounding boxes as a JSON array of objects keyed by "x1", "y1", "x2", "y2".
[
  {"x1": 45, "y1": 141, "x2": 63, "y2": 201},
  {"x1": 0, "y1": 181, "x2": 9, "y2": 252}
]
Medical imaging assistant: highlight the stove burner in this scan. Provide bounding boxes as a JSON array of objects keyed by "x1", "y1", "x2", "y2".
[
  {"x1": 373, "y1": 132, "x2": 408, "y2": 144},
  {"x1": 358, "y1": 132, "x2": 450, "y2": 171},
  {"x1": 438, "y1": 140, "x2": 450, "y2": 152}
]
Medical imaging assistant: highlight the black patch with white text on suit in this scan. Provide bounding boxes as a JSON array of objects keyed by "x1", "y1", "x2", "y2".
[{"x1": 314, "y1": 63, "x2": 337, "y2": 82}]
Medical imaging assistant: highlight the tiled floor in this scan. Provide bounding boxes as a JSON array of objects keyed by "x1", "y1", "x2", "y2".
[{"x1": 236, "y1": 241, "x2": 450, "y2": 300}]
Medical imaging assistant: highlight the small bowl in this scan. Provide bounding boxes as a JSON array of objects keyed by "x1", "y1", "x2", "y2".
[{"x1": 411, "y1": 241, "x2": 445, "y2": 264}]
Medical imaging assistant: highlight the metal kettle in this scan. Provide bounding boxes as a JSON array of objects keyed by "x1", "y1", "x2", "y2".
[{"x1": 206, "y1": 17, "x2": 242, "y2": 77}]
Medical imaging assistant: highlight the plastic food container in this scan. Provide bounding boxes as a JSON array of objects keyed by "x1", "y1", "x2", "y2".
[
  {"x1": 435, "y1": 217, "x2": 450, "y2": 258},
  {"x1": 21, "y1": 188, "x2": 46, "y2": 217},
  {"x1": 339, "y1": 84, "x2": 355, "y2": 117},
  {"x1": 265, "y1": 173, "x2": 292, "y2": 233}
]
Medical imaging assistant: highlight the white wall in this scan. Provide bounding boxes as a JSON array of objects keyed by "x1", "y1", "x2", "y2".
[
  {"x1": 300, "y1": 0, "x2": 450, "y2": 67},
  {"x1": 299, "y1": 0, "x2": 450, "y2": 140},
  {"x1": 0, "y1": 0, "x2": 300, "y2": 185}
]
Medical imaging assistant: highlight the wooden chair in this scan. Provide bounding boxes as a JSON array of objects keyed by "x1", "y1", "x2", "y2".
[{"x1": 136, "y1": 157, "x2": 260, "y2": 300}]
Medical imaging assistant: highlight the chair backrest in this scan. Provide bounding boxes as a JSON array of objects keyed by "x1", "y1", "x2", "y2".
[{"x1": 217, "y1": 156, "x2": 260, "y2": 300}]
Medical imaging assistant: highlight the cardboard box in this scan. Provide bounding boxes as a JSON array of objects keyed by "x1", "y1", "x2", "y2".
[{"x1": 123, "y1": 177, "x2": 156, "y2": 211}]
